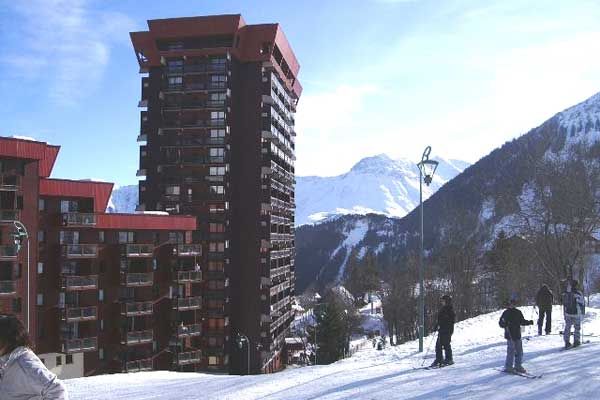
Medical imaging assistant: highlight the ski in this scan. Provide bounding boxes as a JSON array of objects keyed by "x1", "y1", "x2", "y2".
[
  {"x1": 560, "y1": 340, "x2": 591, "y2": 351},
  {"x1": 496, "y1": 368, "x2": 542, "y2": 379}
]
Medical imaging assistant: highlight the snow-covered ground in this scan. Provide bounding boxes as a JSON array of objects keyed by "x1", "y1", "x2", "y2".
[{"x1": 66, "y1": 305, "x2": 600, "y2": 399}]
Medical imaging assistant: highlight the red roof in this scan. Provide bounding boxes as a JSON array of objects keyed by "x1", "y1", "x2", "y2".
[
  {"x1": 40, "y1": 178, "x2": 114, "y2": 213},
  {"x1": 96, "y1": 213, "x2": 197, "y2": 230},
  {"x1": 0, "y1": 137, "x2": 60, "y2": 177}
]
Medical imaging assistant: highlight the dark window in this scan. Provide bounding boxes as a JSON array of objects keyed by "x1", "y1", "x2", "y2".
[
  {"x1": 66, "y1": 355, "x2": 73, "y2": 364},
  {"x1": 16, "y1": 196, "x2": 23, "y2": 210},
  {"x1": 56, "y1": 356, "x2": 62, "y2": 366},
  {"x1": 12, "y1": 298, "x2": 21, "y2": 312}
]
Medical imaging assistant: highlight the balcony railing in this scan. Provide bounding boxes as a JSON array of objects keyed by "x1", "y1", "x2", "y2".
[
  {"x1": 63, "y1": 275, "x2": 98, "y2": 290},
  {"x1": 0, "y1": 245, "x2": 18, "y2": 260},
  {"x1": 176, "y1": 350, "x2": 202, "y2": 365},
  {"x1": 123, "y1": 329, "x2": 154, "y2": 345},
  {"x1": 122, "y1": 272, "x2": 154, "y2": 287},
  {"x1": 124, "y1": 244, "x2": 155, "y2": 257},
  {"x1": 63, "y1": 244, "x2": 99, "y2": 258},
  {"x1": 62, "y1": 212, "x2": 97, "y2": 226},
  {"x1": 175, "y1": 271, "x2": 202, "y2": 283},
  {"x1": 121, "y1": 301, "x2": 153, "y2": 316},
  {"x1": 0, "y1": 175, "x2": 20, "y2": 191},
  {"x1": 125, "y1": 358, "x2": 153, "y2": 373},
  {"x1": 177, "y1": 324, "x2": 202, "y2": 338},
  {"x1": 63, "y1": 337, "x2": 98, "y2": 353},
  {"x1": 177, "y1": 244, "x2": 202, "y2": 257},
  {"x1": 0, "y1": 210, "x2": 19, "y2": 223},
  {"x1": 64, "y1": 306, "x2": 97, "y2": 322},
  {"x1": 0, "y1": 281, "x2": 17, "y2": 295},
  {"x1": 173, "y1": 296, "x2": 202, "y2": 311}
]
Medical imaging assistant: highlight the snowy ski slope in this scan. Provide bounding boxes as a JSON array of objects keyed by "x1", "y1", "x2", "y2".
[{"x1": 66, "y1": 305, "x2": 600, "y2": 399}]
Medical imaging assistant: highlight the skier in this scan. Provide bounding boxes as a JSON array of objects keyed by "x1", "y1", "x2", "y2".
[
  {"x1": 430, "y1": 294, "x2": 455, "y2": 367},
  {"x1": 535, "y1": 284, "x2": 553, "y2": 335},
  {"x1": 562, "y1": 279, "x2": 585, "y2": 349},
  {"x1": 499, "y1": 297, "x2": 534, "y2": 373}
]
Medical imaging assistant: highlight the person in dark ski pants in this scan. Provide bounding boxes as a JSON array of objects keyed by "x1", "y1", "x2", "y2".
[
  {"x1": 499, "y1": 298, "x2": 534, "y2": 373},
  {"x1": 562, "y1": 280, "x2": 585, "y2": 348},
  {"x1": 431, "y1": 295, "x2": 455, "y2": 367},
  {"x1": 535, "y1": 284, "x2": 553, "y2": 335}
]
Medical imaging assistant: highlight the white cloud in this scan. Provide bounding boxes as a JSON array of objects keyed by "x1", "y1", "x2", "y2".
[{"x1": 4, "y1": 0, "x2": 136, "y2": 105}]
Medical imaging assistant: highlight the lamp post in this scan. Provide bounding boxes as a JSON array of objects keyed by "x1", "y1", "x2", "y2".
[
  {"x1": 13, "y1": 221, "x2": 30, "y2": 332},
  {"x1": 416, "y1": 146, "x2": 438, "y2": 352},
  {"x1": 236, "y1": 333, "x2": 250, "y2": 375}
]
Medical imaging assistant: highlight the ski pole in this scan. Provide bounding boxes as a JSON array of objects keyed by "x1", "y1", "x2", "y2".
[{"x1": 420, "y1": 330, "x2": 438, "y2": 367}]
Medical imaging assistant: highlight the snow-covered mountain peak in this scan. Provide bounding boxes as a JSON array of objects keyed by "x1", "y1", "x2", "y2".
[{"x1": 296, "y1": 154, "x2": 470, "y2": 226}]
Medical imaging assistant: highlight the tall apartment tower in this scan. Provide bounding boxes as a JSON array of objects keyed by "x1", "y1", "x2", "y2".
[{"x1": 130, "y1": 14, "x2": 301, "y2": 374}]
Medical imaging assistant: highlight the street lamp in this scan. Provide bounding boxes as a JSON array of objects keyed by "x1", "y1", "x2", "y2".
[
  {"x1": 13, "y1": 221, "x2": 30, "y2": 332},
  {"x1": 236, "y1": 332, "x2": 250, "y2": 375},
  {"x1": 416, "y1": 146, "x2": 438, "y2": 353}
]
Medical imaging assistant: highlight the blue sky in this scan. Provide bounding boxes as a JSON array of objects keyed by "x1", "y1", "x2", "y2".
[{"x1": 1, "y1": 0, "x2": 600, "y2": 185}]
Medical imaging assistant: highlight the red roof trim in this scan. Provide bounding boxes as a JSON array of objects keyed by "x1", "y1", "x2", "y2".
[
  {"x1": 40, "y1": 178, "x2": 114, "y2": 213},
  {"x1": 96, "y1": 213, "x2": 197, "y2": 230},
  {"x1": 0, "y1": 137, "x2": 60, "y2": 177}
]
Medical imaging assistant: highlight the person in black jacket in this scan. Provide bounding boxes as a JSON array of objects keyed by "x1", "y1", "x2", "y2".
[
  {"x1": 535, "y1": 284, "x2": 554, "y2": 335},
  {"x1": 499, "y1": 298, "x2": 534, "y2": 373},
  {"x1": 431, "y1": 295, "x2": 455, "y2": 367}
]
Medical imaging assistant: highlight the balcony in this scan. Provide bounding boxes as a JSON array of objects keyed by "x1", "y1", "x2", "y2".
[
  {"x1": 176, "y1": 350, "x2": 202, "y2": 366},
  {"x1": 121, "y1": 301, "x2": 153, "y2": 317},
  {"x1": 0, "y1": 210, "x2": 19, "y2": 223},
  {"x1": 63, "y1": 306, "x2": 97, "y2": 322},
  {"x1": 175, "y1": 271, "x2": 202, "y2": 283},
  {"x1": 176, "y1": 324, "x2": 202, "y2": 338},
  {"x1": 63, "y1": 337, "x2": 97, "y2": 353},
  {"x1": 124, "y1": 244, "x2": 155, "y2": 257},
  {"x1": 63, "y1": 275, "x2": 98, "y2": 291},
  {"x1": 0, "y1": 175, "x2": 20, "y2": 191},
  {"x1": 62, "y1": 212, "x2": 97, "y2": 227},
  {"x1": 122, "y1": 329, "x2": 154, "y2": 345},
  {"x1": 177, "y1": 244, "x2": 202, "y2": 257},
  {"x1": 63, "y1": 244, "x2": 99, "y2": 259},
  {"x1": 122, "y1": 272, "x2": 154, "y2": 287},
  {"x1": 0, "y1": 245, "x2": 17, "y2": 261},
  {"x1": 125, "y1": 358, "x2": 153, "y2": 373},
  {"x1": 0, "y1": 280, "x2": 17, "y2": 296},
  {"x1": 173, "y1": 296, "x2": 202, "y2": 311}
]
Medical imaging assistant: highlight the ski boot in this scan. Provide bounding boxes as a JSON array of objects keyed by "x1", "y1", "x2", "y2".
[
  {"x1": 565, "y1": 342, "x2": 572, "y2": 349},
  {"x1": 443, "y1": 359, "x2": 454, "y2": 366},
  {"x1": 573, "y1": 340, "x2": 581, "y2": 347},
  {"x1": 429, "y1": 360, "x2": 442, "y2": 368},
  {"x1": 515, "y1": 366, "x2": 527, "y2": 374}
]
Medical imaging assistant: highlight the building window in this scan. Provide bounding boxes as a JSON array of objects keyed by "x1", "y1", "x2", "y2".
[
  {"x1": 12, "y1": 298, "x2": 21, "y2": 313},
  {"x1": 210, "y1": 92, "x2": 226, "y2": 102},
  {"x1": 208, "y1": 203, "x2": 226, "y2": 214},
  {"x1": 209, "y1": 185, "x2": 224, "y2": 195},
  {"x1": 210, "y1": 111, "x2": 225, "y2": 120},
  {"x1": 209, "y1": 167, "x2": 226, "y2": 176},
  {"x1": 209, "y1": 242, "x2": 225, "y2": 252},
  {"x1": 168, "y1": 232, "x2": 183, "y2": 244},
  {"x1": 210, "y1": 129, "x2": 226, "y2": 138},
  {"x1": 37, "y1": 262, "x2": 43, "y2": 274},
  {"x1": 38, "y1": 199, "x2": 45, "y2": 211},
  {"x1": 36, "y1": 294, "x2": 43, "y2": 306},
  {"x1": 208, "y1": 261, "x2": 224, "y2": 271},
  {"x1": 165, "y1": 186, "x2": 180, "y2": 195},
  {"x1": 209, "y1": 223, "x2": 225, "y2": 233},
  {"x1": 66, "y1": 355, "x2": 73, "y2": 365},
  {"x1": 208, "y1": 356, "x2": 219, "y2": 366},
  {"x1": 99, "y1": 348, "x2": 104, "y2": 360},
  {"x1": 60, "y1": 200, "x2": 78, "y2": 213},
  {"x1": 118, "y1": 232, "x2": 135, "y2": 244},
  {"x1": 37, "y1": 231, "x2": 45, "y2": 242},
  {"x1": 99, "y1": 289, "x2": 104, "y2": 302},
  {"x1": 98, "y1": 231, "x2": 105, "y2": 243},
  {"x1": 209, "y1": 148, "x2": 225, "y2": 158},
  {"x1": 168, "y1": 76, "x2": 183, "y2": 86},
  {"x1": 60, "y1": 231, "x2": 79, "y2": 245},
  {"x1": 56, "y1": 356, "x2": 62, "y2": 366}
]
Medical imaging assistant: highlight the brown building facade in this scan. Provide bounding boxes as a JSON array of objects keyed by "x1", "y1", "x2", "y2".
[
  {"x1": 130, "y1": 14, "x2": 301, "y2": 374},
  {"x1": 0, "y1": 137, "x2": 209, "y2": 377}
]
